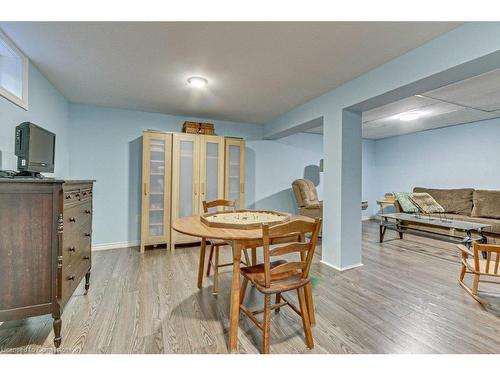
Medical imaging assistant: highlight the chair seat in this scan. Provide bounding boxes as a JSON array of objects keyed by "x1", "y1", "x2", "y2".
[
  {"x1": 240, "y1": 260, "x2": 310, "y2": 294},
  {"x1": 466, "y1": 258, "x2": 500, "y2": 275},
  {"x1": 209, "y1": 238, "x2": 229, "y2": 246}
]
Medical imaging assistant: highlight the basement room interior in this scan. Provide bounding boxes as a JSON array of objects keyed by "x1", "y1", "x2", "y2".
[{"x1": 0, "y1": 17, "x2": 499, "y2": 360}]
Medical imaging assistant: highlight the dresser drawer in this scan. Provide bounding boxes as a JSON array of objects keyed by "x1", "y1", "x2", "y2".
[
  {"x1": 63, "y1": 224, "x2": 92, "y2": 266},
  {"x1": 64, "y1": 200, "x2": 92, "y2": 231},
  {"x1": 63, "y1": 184, "x2": 93, "y2": 207},
  {"x1": 62, "y1": 198, "x2": 92, "y2": 292},
  {"x1": 80, "y1": 186, "x2": 93, "y2": 202},
  {"x1": 63, "y1": 187, "x2": 82, "y2": 205},
  {"x1": 61, "y1": 256, "x2": 91, "y2": 306}
]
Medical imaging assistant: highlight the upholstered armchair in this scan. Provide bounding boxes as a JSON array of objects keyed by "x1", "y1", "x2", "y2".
[{"x1": 292, "y1": 179, "x2": 323, "y2": 233}]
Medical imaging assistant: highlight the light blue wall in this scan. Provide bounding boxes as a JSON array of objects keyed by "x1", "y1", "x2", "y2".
[
  {"x1": 362, "y1": 139, "x2": 376, "y2": 218},
  {"x1": 0, "y1": 63, "x2": 69, "y2": 177},
  {"x1": 373, "y1": 118, "x2": 500, "y2": 200},
  {"x1": 68, "y1": 103, "x2": 263, "y2": 245},
  {"x1": 250, "y1": 132, "x2": 323, "y2": 213}
]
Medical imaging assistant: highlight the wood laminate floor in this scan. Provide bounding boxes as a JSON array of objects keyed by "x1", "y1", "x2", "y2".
[{"x1": 1, "y1": 220, "x2": 499, "y2": 354}]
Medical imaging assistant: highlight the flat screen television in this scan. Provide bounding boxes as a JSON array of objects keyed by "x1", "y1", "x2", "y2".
[{"x1": 15, "y1": 122, "x2": 56, "y2": 176}]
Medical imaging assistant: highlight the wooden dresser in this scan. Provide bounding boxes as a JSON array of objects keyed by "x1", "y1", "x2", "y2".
[{"x1": 0, "y1": 179, "x2": 94, "y2": 348}]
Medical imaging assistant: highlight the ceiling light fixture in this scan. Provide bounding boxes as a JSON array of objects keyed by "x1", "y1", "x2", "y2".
[
  {"x1": 187, "y1": 76, "x2": 208, "y2": 88},
  {"x1": 398, "y1": 112, "x2": 421, "y2": 121}
]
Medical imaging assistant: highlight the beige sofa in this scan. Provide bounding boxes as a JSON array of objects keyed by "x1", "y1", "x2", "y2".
[{"x1": 395, "y1": 187, "x2": 500, "y2": 245}]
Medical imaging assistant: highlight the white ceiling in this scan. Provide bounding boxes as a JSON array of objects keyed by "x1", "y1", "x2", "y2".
[
  {"x1": 0, "y1": 22, "x2": 461, "y2": 124},
  {"x1": 305, "y1": 68, "x2": 500, "y2": 139}
]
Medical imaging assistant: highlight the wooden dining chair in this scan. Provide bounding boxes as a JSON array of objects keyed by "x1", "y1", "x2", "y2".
[
  {"x1": 203, "y1": 199, "x2": 251, "y2": 294},
  {"x1": 239, "y1": 218, "x2": 322, "y2": 354},
  {"x1": 457, "y1": 242, "x2": 500, "y2": 305}
]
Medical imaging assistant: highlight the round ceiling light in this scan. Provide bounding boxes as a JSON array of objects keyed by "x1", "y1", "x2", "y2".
[
  {"x1": 187, "y1": 76, "x2": 208, "y2": 88},
  {"x1": 398, "y1": 112, "x2": 421, "y2": 121}
]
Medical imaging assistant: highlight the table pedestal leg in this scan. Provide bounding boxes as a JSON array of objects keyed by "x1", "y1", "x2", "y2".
[
  {"x1": 228, "y1": 240, "x2": 242, "y2": 353},
  {"x1": 197, "y1": 237, "x2": 207, "y2": 289}
]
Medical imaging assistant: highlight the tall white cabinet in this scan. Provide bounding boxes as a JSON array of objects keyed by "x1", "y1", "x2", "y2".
[{"x1": 141, "y1": 131, "x2": 243, "y2": 251}]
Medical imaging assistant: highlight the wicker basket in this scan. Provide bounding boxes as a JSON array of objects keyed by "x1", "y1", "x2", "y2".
[{"x1": 182, "y1": 121, "x2": 215, "y2": 135}]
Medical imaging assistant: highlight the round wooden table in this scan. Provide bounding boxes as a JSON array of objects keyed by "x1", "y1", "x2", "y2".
[{"x1": 172, "y1": 214, "x2": 315, "y2": 353}]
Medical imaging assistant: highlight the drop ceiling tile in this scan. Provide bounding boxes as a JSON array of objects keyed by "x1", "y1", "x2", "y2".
[
  {"x1": 362, "y1": 95, "x2": 437, "y2": 123},
  {"x1": 423, "y1": 68, "x2": 500, "y2": 112},
  {"x1": 363, "y1": 107, "x2": 498, "y2": 139}
]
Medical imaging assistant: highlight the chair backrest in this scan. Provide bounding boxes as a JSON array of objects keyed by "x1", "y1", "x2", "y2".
[
  {"x1": 473, "y1": 243, "x2": 500, "y2": 275},
  {"x1": 202, "y1": 199, "x2": 237, "y2": 213},
  {"x1": 292, "y1": 179, "x2": 320, "y2": 209},
  {"x1": 261, "y1": 218, "x2": 322, "y2": 288}
]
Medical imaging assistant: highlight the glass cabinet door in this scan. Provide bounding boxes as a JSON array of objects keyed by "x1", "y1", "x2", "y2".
[
  {"x1": 171, "y1": 133, "x2": 200, "y2": 246},
  {"x1": 225, "y1": 138, "x2": 245, "y2": 208},
  {"x1": 227, "y1": 145, "x2": 240, "y2": 202},
  {"x1": 178, "y1": 139, "x2": 196, "y2": 217},
  {"x1": 172, "y1": 134, "x2": 200, "y2": 220},
  {"x1": 141, "y1": 131, "x2": 171, "y2": 252},
  {"x1": 148, "y1": 138, "x2": 166, "y2": 237},
  {"x1": 200, "y1": 136, "x2": 224, "y2": 207}
]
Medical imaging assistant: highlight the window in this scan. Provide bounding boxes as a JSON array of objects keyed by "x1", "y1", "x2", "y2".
[{"x1": 0, "y1": 29, "x2": 28, "y2": 109}]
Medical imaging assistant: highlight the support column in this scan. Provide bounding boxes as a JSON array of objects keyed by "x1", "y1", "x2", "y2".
[{"x1": 321, "y1": 109, "x2": 362, "y2": 271}]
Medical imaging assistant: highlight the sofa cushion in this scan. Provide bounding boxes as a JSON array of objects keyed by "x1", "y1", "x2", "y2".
[
  {"x1": 394, "y1": 192, "x2": 419, "y2": 213},
  {"x1": 409, "y1": 192, "x2": 445, "y2": 214},
  {"x1": 471, "y1": 189, "x2": 500, "y2": 219},
  {"x1": 413, "y1": 187, "x2": 473, "y2": 215}
]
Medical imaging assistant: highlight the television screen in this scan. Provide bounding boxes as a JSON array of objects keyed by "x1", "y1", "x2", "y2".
[
  {"x1": 15, "y1": 122, "x2": 56, "y2": 174},
  {"x1": 29, "y1": 125, "x2": 55, "y2": 168}
]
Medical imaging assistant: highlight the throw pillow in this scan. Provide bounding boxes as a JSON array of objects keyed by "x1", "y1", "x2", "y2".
[
  {"x1": 394, "y1": 192, "x2": 419, "y2": 213},
  {"x1": 409, "y1": 192, "x2": 445, "y2": 214}
]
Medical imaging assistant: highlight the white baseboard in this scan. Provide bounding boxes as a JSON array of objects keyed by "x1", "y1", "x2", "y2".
[
  {"x1": 320, "y1": 259, "x2": 363, "y2": 272},
  {"x1": 92, "y1": 240, "x2": 140, "y2": 252}
]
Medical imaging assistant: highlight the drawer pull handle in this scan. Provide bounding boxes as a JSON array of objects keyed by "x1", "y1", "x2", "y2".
[
  {"x1": 67, "y1": 275, "x2": 75, "y2": 281},
  {"x1": 83, "y1": 256, "x2": 90, "y2": 260},
  {"x1": 83, "y1": 191, "x2": 87, "y2": 196},
  {"x1": 84, "y1": 233, "x2": 91, "y2": 237},
  {"x1": 69, "y1": 217, "x2": 77, "y2": 223},
  {"x1": 68, "y1": 246, "x2": 76, "y2": 252},
  {"x1": 84, "y1": 209, "x2": 91, "y2": 214},
  {"x1": 75, "y1": 193, "x2": 80, "y2": 198},
  {"x1": 65, "y1": 195, "x2": 71, "y2": 199}
]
